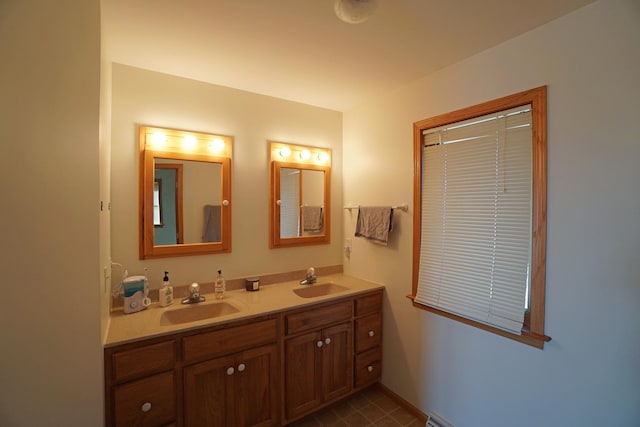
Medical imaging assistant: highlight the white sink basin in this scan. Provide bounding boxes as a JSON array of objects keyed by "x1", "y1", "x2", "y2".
[
  {"x1": 160, "y1": 301, "x2": 239, "y2": 326},
  {"x1": 293, "y1": 282, "x2": 349, "y2": 298}
]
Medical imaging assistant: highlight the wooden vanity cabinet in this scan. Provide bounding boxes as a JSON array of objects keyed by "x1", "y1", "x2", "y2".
[
  {"x1": 105, "y1": 288, "x2": 384, "y2": 427},
  {"x1": 283, "y1": 301, "x2": 354, "y2": 421}
]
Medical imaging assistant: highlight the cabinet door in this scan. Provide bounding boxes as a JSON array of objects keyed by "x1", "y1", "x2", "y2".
[
  {"x1": 321, "y1": 322, "x2": 353, "y2": 403},
  {"x1": 284, "y1": 330, "x2": 322, "y2": 420},
  {"x1": 183, "y1": 355, "x2": 235, "y2": 427},
  {"x1": 235, "y1": 344, "x2": 279, "y2": 427}
]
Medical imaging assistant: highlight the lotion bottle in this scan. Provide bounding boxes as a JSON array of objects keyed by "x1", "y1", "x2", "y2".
[
  {"x1": 214, "y1": 269, "x2": 226, "y2": 299},
  {"x1": 160, "y1": 271, "x2": 173, "y2": 307}
]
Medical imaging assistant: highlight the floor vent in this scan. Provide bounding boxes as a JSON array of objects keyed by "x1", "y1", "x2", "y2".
[{"x1": 426, "y1": 412, "x2": 454, "y2": 427}]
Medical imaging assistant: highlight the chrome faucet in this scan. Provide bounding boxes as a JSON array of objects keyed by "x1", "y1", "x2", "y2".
[
  {"x1": 182, "y1": 282, "x2": 206, "y2": 304},
  {"x1": 300, "y1": 267, "x2": 317, "y2": 285}
]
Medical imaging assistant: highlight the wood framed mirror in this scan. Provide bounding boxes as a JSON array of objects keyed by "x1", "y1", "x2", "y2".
[
  {"x1": 139, "y1": 125, "x2": 232, "y2": 259},
  {"x1": 269, "y1": 141, "x2": 331, "y2": 248}
]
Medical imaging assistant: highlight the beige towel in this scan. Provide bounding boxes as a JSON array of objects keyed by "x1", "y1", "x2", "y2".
[
  {"x1": 354, "y1": 206, "x2": 393, "y2": 245},
  {"x1": 302, "y1": 206, "x2": 323, "y2": 232}
]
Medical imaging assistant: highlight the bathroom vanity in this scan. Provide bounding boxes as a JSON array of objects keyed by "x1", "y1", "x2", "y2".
[{"x1": 103, "y1": 274, "x2": 383, "y2": 426}]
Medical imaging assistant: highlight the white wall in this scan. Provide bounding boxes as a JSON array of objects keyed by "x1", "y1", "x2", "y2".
[
  {"x1": 110, "y1": 64, "x2": 343, "y2": 289},
  {"x1": 0, "y1": 1, "x2": 104, "y2": 426},
  {"x1": 100, "y1": 2, "x2": 114, "y2": 344},
  {"x1": 343, "y1": 0, "x2": 640, "y2": 426}
]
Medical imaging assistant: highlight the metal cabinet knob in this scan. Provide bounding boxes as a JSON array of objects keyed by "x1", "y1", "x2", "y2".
[
  {"x1": 226, "y1": 367, "x2": 235, "y2": 376},
  {"x1": 325, "y1": 338, "x2": 331, "y2": 345},
  {"x1": 316, "y1": 340, "x2": 323, "y2": 348},
  {"x1": 237, "y1": 363, "x2": 246, "y2": 372},
  {"x1": 368, "y1": 330, "x2": 375, "y2": 337},
  {"x1": 367, "y1": 365, "x2": 374, "y2": 373},
  {"x1": 141, "y1": 402, "x2": 152, "y2": 412}
]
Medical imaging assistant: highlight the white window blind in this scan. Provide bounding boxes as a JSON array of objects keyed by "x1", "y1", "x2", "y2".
[{"x1": 415, "y1": 105, "x2": 532, "y2": 334}]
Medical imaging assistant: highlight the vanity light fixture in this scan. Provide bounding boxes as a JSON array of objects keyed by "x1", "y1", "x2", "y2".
[
  {"x1": 270, "y1": 141, "x2": 331, "y2": 167},
  {"x1": 142, "y1": 125, "x2": 232, "y2": 158}
]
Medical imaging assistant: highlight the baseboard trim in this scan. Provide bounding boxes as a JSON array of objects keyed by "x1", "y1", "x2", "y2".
[{"x1": 377, "y1": 383, "x2": 428, "y2": 423}]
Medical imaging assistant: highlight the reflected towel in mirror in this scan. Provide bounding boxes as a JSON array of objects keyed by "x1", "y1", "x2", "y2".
[
  {"x1": 354, "y1": 206, "x2": 393, "y2": 245},
  {"x1": 202, "y1": 204, "x2": 221, "y2": 242},
  {"x1": 302, "y1": 206, "x2": 323, "y2": 233}
]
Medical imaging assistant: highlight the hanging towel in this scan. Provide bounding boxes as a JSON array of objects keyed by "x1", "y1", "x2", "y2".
[
  {"x1": 202, "y1": 204, "x2": 221, "y2": 242},
  {"x1": 302, "y1": 206, "x2": 323, "y2": 233},
  {"x1": 354, "y1": 206, "x2": 393, "y2": 245}
]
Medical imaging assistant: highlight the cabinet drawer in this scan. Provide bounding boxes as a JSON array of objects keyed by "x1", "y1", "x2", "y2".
[
  {"x1": 355, "y1": 314, "x2": 381, "y2": 353},
  {"x1": 285, "y1": 300, "x2": 353, "y2": 335},
  {"x1": 113, "y1": 371, "x2": 175, "y2": 427},
  {"x1": 183, "y1": 318, "x2": 277, "y2": 363},
  {"x1": 355, "y1": 347, "x2": 382, "y2": 389},
  {"x1": 111, "y1": 340, "x2": 176, "y2": 383},
  {"x1": 355, "y1": 291, "x2": 382, "y2": 317}
]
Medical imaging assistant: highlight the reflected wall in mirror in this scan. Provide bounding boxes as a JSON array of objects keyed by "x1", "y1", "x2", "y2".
[
  {"x1": 269, "y1": 141, "x2": 331, "y2": 248},
  {"x1": 139, "y1": 125, "x2": 232, "y2": 259}
]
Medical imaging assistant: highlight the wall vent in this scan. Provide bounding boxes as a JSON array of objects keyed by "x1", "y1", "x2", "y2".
[{"x1": 426, "y1": 412, "x2": 454, "y2": 427}]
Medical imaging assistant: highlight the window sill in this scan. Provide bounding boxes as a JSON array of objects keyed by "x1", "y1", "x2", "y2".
[{"x1": 407, "y1": 295, "x2": 550, "y2": 350}]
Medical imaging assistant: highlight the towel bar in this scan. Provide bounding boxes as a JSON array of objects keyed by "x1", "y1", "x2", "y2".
[{"x1": 343, "y1": 204, "x2": 408, "y2": 212}]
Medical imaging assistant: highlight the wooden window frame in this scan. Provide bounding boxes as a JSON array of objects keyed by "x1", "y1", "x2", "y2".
[{"x1": 409, "y1": 86, "x2": 550, "y2": 349}]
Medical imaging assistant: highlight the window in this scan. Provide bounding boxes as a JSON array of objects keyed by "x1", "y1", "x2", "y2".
[{"x1": 410, "y1": 87, "x2": 549, "y2": 348}]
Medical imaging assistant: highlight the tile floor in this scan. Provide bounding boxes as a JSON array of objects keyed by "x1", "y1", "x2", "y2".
[{"x1": 288, "y1": 386, "x2": 425, "y2": 427}]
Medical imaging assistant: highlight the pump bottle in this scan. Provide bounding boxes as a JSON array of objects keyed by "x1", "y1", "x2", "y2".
[
  {"x1": 214, "y1": 269, "x2": 226, "y2": 299},
  {"x1": 159, "y1": 271, "x2": 174, "y2": 307}
]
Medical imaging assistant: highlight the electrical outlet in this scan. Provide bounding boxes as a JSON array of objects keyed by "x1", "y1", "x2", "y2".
[
  {"x1": 344, "y1": 238, "x2": 352, "y2": 258},
  {"x1": 103, "y1": 265, "x2": 111, "y2": 294}
]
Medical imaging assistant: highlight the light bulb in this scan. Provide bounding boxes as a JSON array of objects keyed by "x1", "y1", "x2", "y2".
[
  {"x1": 209, "y1": 138, "x2": 225, "y2": 153},
  {"x1": 279, "y1": 147, "x2": 291, "y2": 159},
  {"x1": 183, "y1": 135, "x2": 197, "y2": 149},
  {"x1": 151, "y1": 132, "x2": 167, "y2": 148},
  {"x1": 299, "y1": 149, "x2": 311, "y2": 160},
  {"x1": 317, "y1": 152, "x2": 330, "y2": 163}
]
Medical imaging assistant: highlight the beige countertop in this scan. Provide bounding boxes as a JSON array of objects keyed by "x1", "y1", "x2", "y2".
[{"x1": 104, "y1": 273, "x2": 384, "y2": 347}]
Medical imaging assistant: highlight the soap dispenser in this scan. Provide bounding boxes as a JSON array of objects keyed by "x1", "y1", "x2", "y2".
[
  {"x1": 214, "y1": 269, "x2": 226, "y2": 299},
  {"x1": 159, "y1": 271, "x2": 174, "y2": 307}
]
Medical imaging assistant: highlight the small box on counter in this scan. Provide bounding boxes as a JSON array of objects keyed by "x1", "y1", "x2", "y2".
[{"x1": 245, "y1": 277, "x2": 260, "y2": 292}]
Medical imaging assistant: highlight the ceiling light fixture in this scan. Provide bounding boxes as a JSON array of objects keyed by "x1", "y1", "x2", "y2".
[{"x1": 334, "y1": 0, "x2": 379, "y2": 24}]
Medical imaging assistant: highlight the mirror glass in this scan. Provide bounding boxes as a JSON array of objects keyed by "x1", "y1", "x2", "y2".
[
  {"x1": 269, "y1": 141, "x2": 331, "y2": 248},
  {"x1": 153, "y1": 159, "x2": 222, "y2": 245},
  {"x1": 140, "y1": 125, "x2": 232, "y2": 259}
]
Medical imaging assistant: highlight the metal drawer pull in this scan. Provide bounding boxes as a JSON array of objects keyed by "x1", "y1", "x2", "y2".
[
  {"x1": 226, "y1": 367, "x2": 235, "y2": 375},
  {"x1": 141, "y1": 402, "x2": 152, "y2": 412},
  {"x1": 368, "y1": 330, "x2": 375, "y2": 337},
  {"x1": 325, "y1": 338, "x2": 331, "y2": 345},
  {"x1": 367, "y1": 365, "x2": 374, "y2": 373},
  {"x1": 237, "y1": 363, "x2": 246, "y2": 372},
  {"x1": 317, "y1": 340, "x2": 323, "y2": 348}
]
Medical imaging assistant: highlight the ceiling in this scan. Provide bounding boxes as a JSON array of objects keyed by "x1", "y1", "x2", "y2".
[{"x1": 102, "y1": 0, "x2": 596, "y2": 112}]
